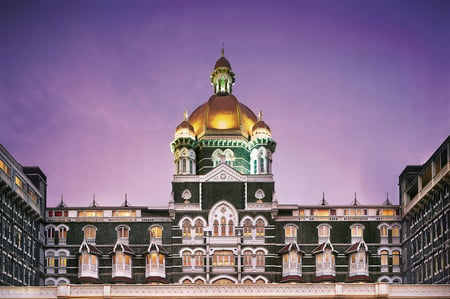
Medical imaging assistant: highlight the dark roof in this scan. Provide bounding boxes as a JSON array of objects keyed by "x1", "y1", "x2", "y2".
[
  {"x1": 79, "y1": 241, "x2": 102, "y2": 255},
  {"x1": 144, "y1": 276, "x2": 168, "y2": 284},
  {"x1": 145, "y1": 243, "x2": 169, "y2": 256},
  {"x1": 214, "y1": 56, "x2": 231, "y2": 69},
  {"x1": 111, "y1": 241, "x2": 136, "y2": 255},
  {"x1": 346, "y1": 275, "x2": 370, "y2": 283},
  {"x1": 278, "y1": 243, "x2": 304, "y2": 255},
  {"x1": 312, "y1": 241, "x2": 338, "y2": 255},
  {"x1": 313, "y1": 275, "x2": 336, "y2": 283},
  {"x1": 111, "y1": 276, "x2": 135, "y2": 284},
  {"x1": 344, "y1": 241, "x2": 369, "y2": 255}
]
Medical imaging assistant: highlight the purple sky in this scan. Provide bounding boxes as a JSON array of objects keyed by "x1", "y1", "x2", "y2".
[{"x1": 1, "y1": 0, "x2": 449, "y2": 208}]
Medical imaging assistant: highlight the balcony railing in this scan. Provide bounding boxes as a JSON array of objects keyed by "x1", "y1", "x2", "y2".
[{"x1": 282, "y1": 262, "x2": 302, "y2": 277}]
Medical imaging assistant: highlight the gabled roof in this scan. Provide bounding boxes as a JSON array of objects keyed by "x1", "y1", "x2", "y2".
[
  {"x1": 110, "y1": 241, "x2": 135, "y2": 256},
  {"x1": 145, "y1": 242, "x2": 169, "y2": 256},
  {"x1": 278, "y1": 243, "x2": 305, "y2": 255},
  {"x1": 78, "y1": 240, "x2": 102, "y2": 255},
  {"x1": 344, "y1": 241, "x2": 369, "y2": 255},
  {"x1": 312, "y1": 240, "x2": 338, "y2": 255}
]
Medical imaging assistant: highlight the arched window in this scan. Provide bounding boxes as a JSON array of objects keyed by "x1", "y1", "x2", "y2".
[
  {"x1": 194, "y1": 251, "x2": 204, "y2": 266},
  {"x1": 243, "y1": 250, "x2": 252, "y2": 266},
  {"x1": 182, "y1": 219, "x2": 192, "y2": 237},
  {"x1": 256, "y1": 250, "x2": 265, "y2": 266},
  {"x1": 228, "y1": 219, "x2": 234, "y2": 236},
  {"x1": 194, "y1": 219, "x2": 203, "y2": 237},
  {"x1": 150, "y1": 226, "x2": 163, "y2": 243},
  {"x1": 79, "y1": 251, "x2": 98, "y2": 278},
  {"x1": 317, "y1": 224, "x2": 331, "y2": 243},
  {"x1": 243, "y1": 219, "x2": 253, "y2": 237},
  {"x1": 221, "y1": 217, "x2": 227, "y2": 236},
  {"x1": 259, "y1": 157, "x2": 265, "y2": 173},
  {"x1": 182, "y1": 251, "x2": 191, "y2": 266},
  {"x1": 392, "y1": 250, "x2": 400, "y2": 272},
  {"x1": 350, "y1": 224, "x2": 364, "y2": 243},
  {"x1": 255, "y1": 219, "x2": 265, "y2": 237},
  {"x1": 284, "y1": 225, "x2": 297, "y2": 243},
  {"x1": 146, "y1": 250, "x2": 165, "y2": 278},
  {"x1": 213, "y1": 220, "x2": 219, "y2": 236},
  {"x1": 212, "y1": 250, "x2": 234, "y2": 267},
  {"x1": 380, "y1": 250, "x2": 389, "y2": 272},
  {"x1": 47, "y1": 227, "x2": 55, "y2": 245},
  {"x1": 116, "y1": 226, "x2": 130, "y2": 244},
  {"x1": 83, "y1": 226, "x2": 96, "y2": 244},
  {"x1": 112, "y1": 250, "x2": 132, "y2": 279},
  {"x1": 58, "y1": 227, "x2": 67, "y2": 245}
]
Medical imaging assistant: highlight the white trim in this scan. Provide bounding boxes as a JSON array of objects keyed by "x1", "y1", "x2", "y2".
[{"x1": 210, "y1": 275, "x2": 238, "y2": 284}]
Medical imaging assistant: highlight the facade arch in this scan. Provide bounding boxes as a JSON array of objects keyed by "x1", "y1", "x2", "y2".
[
  {"x1": 210, "y1": 275, "x2": 238, "y2": 284},
  {"x1": 208, "y1": 201, "x2": 238, "y2": 236}
]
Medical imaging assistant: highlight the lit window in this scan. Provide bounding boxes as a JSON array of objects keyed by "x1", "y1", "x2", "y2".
[
  {"x1": 317, "y1": 224, "x2": 331, "y2": 242},
  {"x1": 182, "y1": 219, "x2": 192, "y2": 237},
  {"x1": 256, "y1": 250, "x2": 265, "y2": 266},
  {"x1": 112, "y1": 210, "x2": 136, "y2": 217},
  {"x1": 59, "y1": 254, "x2": 67, "y2": 268},
  {"x1": 182, "y1": 251, "x2": 191, "y2": 266},
  {"x1": 58, "y1": 227, "x2": 67, "y2": 245},
  {"x1": 380, "y1": 209, "x2": 396, "y2": 216},
  {"x1": 194, "y1": 251, "x2": 204, "y2": 266},
  {"x1": 146, "y1": 251, "x2": 165, "y2": 276},
  {"x1": 255, "y1": 219, "x2": 265, "y2": 237},
  {"x1": 212, "y1": 250, "x2": 234, "y2": 266},
  {"x1": 150, "y1": 226, "x2": 163, "y2": 243},
  {"x1": 285, "y1": 225, "x2": 297, "y2": 237},
  {"x1": 79, "y1": 252, "x2": 98, "y2": 278},
  {"x1": 228, "y1": 219, "x2": 234, "y2": 236},
  {"x1": 194, "y1": 220, "x2": 203, "y2": 237},
  {"x1": 380, "y1": 250, "x2": 389, "y2": 268},
  {"x1": 392, "y1": 250, "x2": 400, "y2": 266},
  {"x1": 213, "y1": 220, "x2": 219, "y2": 236},
  {"x1": 243, "y1": 219, "x2": 252, "y2": 237},
  {"x1": 0, "y1": 159, "x2": 11, "y2": 176},
  {"x1": 243, "y1": 251, "x2": 252, "y2": 266},
  {"x1": 83, "y1": 226, "x2": 96, "y2": 244},
  {"x1": 47, "y1": 254, "x2": 55, "y2": 268},
  {"x1": 392, "y1": 226, "x2": 400, "y2": 237},
  {"x1": 112, "y1": 251, "x2": 132, "y2": 278},
  {"x1": 15, "y1": 176, "x2": 24, "y2": 190},
  {"x1": 116, "y1": 226, "x2": 130, "y2": 244},
  {"x1": 380, "y1": 226, "x2": 388, "y2": 237},
  {"x1": 351, "y1": 224, "x2": 364, "y2": 243},
  {"x1": 78, "y1": 210, "x2": 104, "y2": 217}
]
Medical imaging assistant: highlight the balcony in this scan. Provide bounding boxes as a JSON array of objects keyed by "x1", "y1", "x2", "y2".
[
  {"x1": 209, "y1": 235, "x2": 240, "y2": 245},
  {"x1": 282, "y1": 262, "x2": 302, "y2": 277}
]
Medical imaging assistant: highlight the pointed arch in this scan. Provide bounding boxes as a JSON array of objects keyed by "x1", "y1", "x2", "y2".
[{"x1": 208, "y1": 201, "x2": 238, "y2": 237}]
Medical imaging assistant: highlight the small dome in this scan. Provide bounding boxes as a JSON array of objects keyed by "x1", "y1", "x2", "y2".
[
  {"x1": 214, "y1": 56, "x2": 231, "y2": 69},
  {"x1": 252, "y1": 111, "x2": 271, "y2": 138},
  {"x1": 252, "y1": 120, "x2": 272, "y2": 138},
  {"x1": 175, "y1": 119, "x2": 195, "y2": 139}
]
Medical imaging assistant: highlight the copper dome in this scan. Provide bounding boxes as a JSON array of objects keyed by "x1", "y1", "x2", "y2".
[{"x1": 214, "y1": 56, "x2": 232, "y2": 69}]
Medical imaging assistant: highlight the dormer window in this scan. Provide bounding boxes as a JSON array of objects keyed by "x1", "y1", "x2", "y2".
[
  {"x1": 317, "y1": 224, "x2": 331, "y2": 243},
  {"x1": 284, "y1": 224, "x2": 298, "y2": 244},
  {"x1": 150, "y1": 226, "x2": 163, "y2": 244}
]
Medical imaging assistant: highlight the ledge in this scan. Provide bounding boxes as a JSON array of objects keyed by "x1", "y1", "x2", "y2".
[{"x1": 0, "y1": 283, "x2": 450, "y2": 299}]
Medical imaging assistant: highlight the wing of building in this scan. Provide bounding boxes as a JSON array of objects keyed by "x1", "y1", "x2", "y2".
[{"x1": 0, "y1": 51, "x2": 449, "y2": 298}]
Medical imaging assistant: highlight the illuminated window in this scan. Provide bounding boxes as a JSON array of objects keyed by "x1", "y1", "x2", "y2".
[
  {"x1": 0, "y1": 159, "x2": 11, "y2": 176},
  {"x1": 112, "y1": 251, "x2": 132, "y2": 278},
  {"x1": 59, "y1": 254, "x2": 67, "y2": 268},
  {"x1": 27, "y1": 189, "x2": 37, "y2": 202},
  {"x1": 83, "y1": 226, "x2": 97, "y2": 244},
  {"x1": 116, "y1": 226, "x2": 130, "y2": 244},
  {"x1": 256, "y1": 250, "x2": 265, "y2": 266},
  {"x1": 182, "y1": 219, "x2": 192, "y2": 237},
  {"x1": 58, "y1": 227, "x2": 68, "y2": 245},
  {"x1": 380, "y1": 226, "x2": 388, "y2": 237},
  {"x1": 78, "y1": 210, "x2": 104, "y2": 217},
  {"x1": 284, "y1": 225, "x2": 297, "y2": 243},
  {"x1": 380, "y1": 209, "x2": 396, "y2": 216},
  {"x1": 182, "y1": 251, "x2": 191, "y2": 266},
  {"x1": 15, "y1": 176, "x2": 24, "y2": 190},
  {"x1": 47, "y1": 253, "x2": 55, "y2": 268},
  {"x1": 255, "y1": 219, "x2": 265, "y2": 237},
  {"x1": 228, "y1": 219, "x2": 234, "y2": 236},
  {"x1": 194, "y1": 250, "x2": 204, "y2": 266},
  {"x1": 243, "y1": 250, "x2": 252, "y2": 266},
  {"x1": 150, "y1": 226, "x2": 163, "y2": 243},
  {"x1": 392, "y1": 250, "x2": 400, "y2": 266},
  {"x1": 314, "y1": 209, "x2": 330, "y2": 216},
  {"x1": 213, "y1": 220, "x2": 219, "y2": 236},
  {"x1": 392, "y1": 226, "x2": 400, "y2": 237},
  {"x1": 194, "y1": 219, "x2": 203, "y2": 237},
  {"x1": 317, "y1": 224, "x2": 331, "y2": 243},
  {"x1": 212, "y1": 250, "x2": 234, "y2": 267},
  {"x1": 146, "y1": 251, "x2": 165, "y2": 276},
  {"x1": 79, "y1": 252, "x2": 98, "y2": 278},
  {"x1": 380, "y1": 250, "x2": 389, "y2": 270},
  {"x1": 243, "y1": 219, "x2": 252, "y2": 237},
  {"x1": 350, "y1": 224, "x2": 364, "y2": 243},
  {"x1": 112, "y1": 210, "x2": 136, "y2": 217}
]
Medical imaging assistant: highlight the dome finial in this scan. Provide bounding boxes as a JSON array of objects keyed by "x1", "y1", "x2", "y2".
[
  {"x1": 258, "y1": 110, "x2": 263, "y2": 121},
  {"x1": 221, "y1": 43, "x2": 225, "y2": 57},
  {"x1": 183, "y1": 110, "x2": 188, "y2": 120}
]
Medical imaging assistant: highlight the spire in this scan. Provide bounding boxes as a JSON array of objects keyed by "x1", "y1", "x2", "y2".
[
  {"x1": 122, "y1": 193, "x2": 130, "y2": 207},
  {"x1": 56, "y1": 194, "x2": 68, "y2": 208},
  {"x1": 320, "y1": 192, "x2": 328, "y2": 205},
  {"x1": 183, "y1": 110, "x2": 188, "y2": 121},
  {"x1": 221, "y1": 43, "x2": 225, "y2": 57},
  {"x1": 89, "y1": 194, "x2": 98, "y2": 207},
  {"x1": 351, "y1": 192, "x2": 360, "y2": 205},
  {"x1": 383, "y1": 193, "x2": 392, "y2": 206}
]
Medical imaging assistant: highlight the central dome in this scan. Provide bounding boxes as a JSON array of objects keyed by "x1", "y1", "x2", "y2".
[{"x1": 189, "y1": 94, "x2": 258, "y2": 138}]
